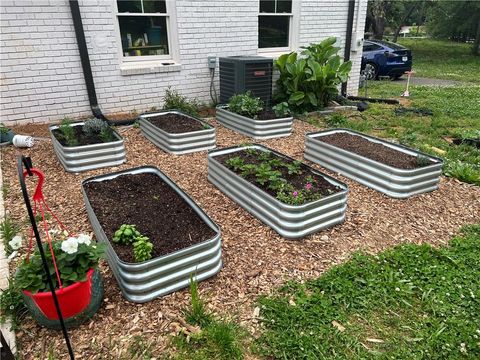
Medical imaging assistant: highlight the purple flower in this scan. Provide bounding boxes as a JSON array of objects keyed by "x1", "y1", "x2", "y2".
[
  {"x1": 292, "y1": 191, "x2": 298, "y2": 197},
  {"x1": 305, "y1": 183, "x2": 312, "y2": 190}
]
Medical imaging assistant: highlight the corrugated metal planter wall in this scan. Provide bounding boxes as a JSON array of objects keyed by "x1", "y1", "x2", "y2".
[
  {"x1": 139, "y1": 111, "x2": 216, "y2": 154},
  {"x1": 49, "y1": 122, "x2": 126, "y2": 173},
  {"x1": 304, "y1": 129, "x2": 444, "y2": 199},
  {"x1": 82, "y1": 166, "x2": 222, "y2": 303},
  {"x1": 208, "y1": 145, "x2": 348, "y2": 239},
  {"x1": 216, "y1": 106, "x2": 293, "y2": 139}
]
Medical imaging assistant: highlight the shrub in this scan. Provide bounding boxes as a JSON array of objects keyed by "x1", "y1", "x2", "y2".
[
  {"x1": 274, "y1": 37, "x2": 352, "y2": 112},
  {"x1": 228, "y1": 92, "x2": 263, "y2": 118},
  {"x1": 163, "y1": 88, "x2": 200, "y2": 117},
  {"x1": 82, "y1": 118, "x2": 107, "y2": 135}
]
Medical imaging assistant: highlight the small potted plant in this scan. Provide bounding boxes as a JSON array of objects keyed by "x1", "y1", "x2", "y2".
[
  {"x1": 216, "y1": 92, "x2": 293, "y2": 139},
  {"x1": 0, "y1": 123, "x2": 15, "y2": 144},
  {"x1": 13, "y1": 233, "x2": 105, "y2": 328}
]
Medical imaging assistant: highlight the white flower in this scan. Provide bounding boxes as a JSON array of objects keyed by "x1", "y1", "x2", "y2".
[
  {"x1": 48, "y1": 229, "x2": 59, "y2": 237},
  {"x1": 7, "y1": 251, "x2": 18, "y2": 261},
  {"x1": 76, "y1": 233, "x2": 91, "y2": 246},
  {"x1": 8, "y1": 235, "x2": 22, "y2": 250},
  {"x1": 61, "y1": 237, "x2": 78, "y2": 254}
]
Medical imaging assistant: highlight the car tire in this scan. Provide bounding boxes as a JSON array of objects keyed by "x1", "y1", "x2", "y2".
[{"x1": 364, "y1": 63, "x2": 378, "y2": 80}]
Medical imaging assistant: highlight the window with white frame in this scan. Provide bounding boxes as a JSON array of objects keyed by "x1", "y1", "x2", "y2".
[
  {"x1": 258, "y1": 0, "x2": 293, "y2": 51},
  {"x1": 116, "y1": 0, "x2": 173, "y2": 61}
]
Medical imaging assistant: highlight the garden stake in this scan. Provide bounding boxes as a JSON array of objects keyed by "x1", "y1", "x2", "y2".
[
  {"x1": 402, "y1": 71, "x2": 414, "y2": 97},
  {"x1": 17, "y1": 156, "x2": 75, "y2": 360}
]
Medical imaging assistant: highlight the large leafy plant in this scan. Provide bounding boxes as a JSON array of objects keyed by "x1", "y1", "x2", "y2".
[
  {"x1": 15, "y1": 234, "x2": 105, "y2": 294},
  {"x1": 274, "y1": 37, "x2": 352, "y2": 112},
  {"x1": 227, "y1": 92, "x2": 263, "y2": 118}
]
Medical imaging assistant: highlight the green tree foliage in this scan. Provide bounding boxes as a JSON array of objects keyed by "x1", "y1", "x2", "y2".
[{"x1": 427, "y1": 1, "x2": 480, "y2": 54}]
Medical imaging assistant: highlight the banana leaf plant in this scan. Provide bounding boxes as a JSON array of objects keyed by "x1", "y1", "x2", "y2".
[{"x1": 274, "y1": 37, "x2": 352, "y2": 112}]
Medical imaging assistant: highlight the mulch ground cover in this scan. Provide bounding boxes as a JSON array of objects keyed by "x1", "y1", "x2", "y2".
[
  {"x1": 84, "y1": 172, "x2": 216, "y2": 262},
  {"x1": 146, "y1": 113, "x2": 206, "y2": 133},
  {"x1": 1, "y1": 119, "x2": 479, "y2": 359},
  {"x1": 318, "y1": 132, "x2": 434, "y2": 169}
]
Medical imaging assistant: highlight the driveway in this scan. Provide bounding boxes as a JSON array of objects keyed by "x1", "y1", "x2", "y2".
[{"x1": 390, "y1": 76, "x2": 461, "y2": 86}]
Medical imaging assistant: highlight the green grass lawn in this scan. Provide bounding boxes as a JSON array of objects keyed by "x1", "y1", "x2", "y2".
[
  {"x1": 397, "y1": 39, "x2": 480, "y2": 83},
  {"x1": 256, "y1": 225, "x2": 480, "y2": 359},
  {"x1": 312, "y1": 82, "x2": 480, "y2": 185}
]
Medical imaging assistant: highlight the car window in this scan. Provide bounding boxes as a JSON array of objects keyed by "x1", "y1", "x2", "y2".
[
  {"x1": 363, "y1": 44, "x2": 382, "y2": 52},
  {"x1": 373, "y1": 40, "x2": 406, "y2": 50}
]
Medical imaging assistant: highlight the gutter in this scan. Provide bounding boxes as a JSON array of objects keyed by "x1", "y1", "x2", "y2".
[
  {"x1": 341, "y1": 0, "x2": 356, "y2": 96},
  {"x1": 69, "y1": 0, "x2": 136, "y2": 125}
]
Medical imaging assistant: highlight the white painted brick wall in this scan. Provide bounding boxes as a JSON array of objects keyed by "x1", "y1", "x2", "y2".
[{"x1": 0, "y1": 0, "x2": 367, "y2": 125}]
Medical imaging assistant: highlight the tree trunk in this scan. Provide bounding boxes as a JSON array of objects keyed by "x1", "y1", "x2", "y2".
[
  {"x1": 392, "y1": 3, "x2": 419, "y2": 42},
  {"x1": 373, "y1": 17, "x2": 386, "y2": 40},
  {"x1": 473, "y1": 18, "x2": 480, "y2": 55}
]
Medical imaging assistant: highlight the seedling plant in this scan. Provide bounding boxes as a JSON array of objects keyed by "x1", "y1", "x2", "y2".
[
  {"x1": 225, "y1": 149, "x2": 333, "y2": 206},
  {"x1": 113, "y1": 224, "x2": 153, "y2": 262}
]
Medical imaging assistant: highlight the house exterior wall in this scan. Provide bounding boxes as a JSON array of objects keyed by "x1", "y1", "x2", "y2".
[{"x1": 0, "y1": 0, "x2": 367, "y2": 125}]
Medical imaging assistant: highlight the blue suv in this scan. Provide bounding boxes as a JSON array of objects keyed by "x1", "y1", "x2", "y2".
[{"x1": 361, "y1": 40, "x2": 412, "y2": 80}]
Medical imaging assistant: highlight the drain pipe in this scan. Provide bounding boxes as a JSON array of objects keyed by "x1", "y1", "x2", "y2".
[
  {"x1": 69, "y1": 0, "x2": 136, "y2": 125},
  {"x1": 341, "y1": 0, "x2": 356, "y2": 97}
]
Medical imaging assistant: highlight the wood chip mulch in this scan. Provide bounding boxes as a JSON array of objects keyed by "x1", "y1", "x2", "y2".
[{"x1": 1, "y1": 120, "x2": 479, "y2": 359}]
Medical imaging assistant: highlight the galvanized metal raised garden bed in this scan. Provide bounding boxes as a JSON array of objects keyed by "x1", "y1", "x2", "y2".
[
  {"x1": 208, "y1": 145, "x2": 348, "y2": 239},
  {"x1": 49, "y1": 122, "x2": 126, "y2": 173},
  {"x1": 304, "y1": 129, "x2": 444, "y2": 199},
  {"x1": 215, "y1": 106, "x2": 293, "y2": 139},
  {"x1": 139, "y1": 110, "x2": 216, "y2": 154},
  {"x1": 82, "y1": 166, "x2": 222, "y2": 303}
]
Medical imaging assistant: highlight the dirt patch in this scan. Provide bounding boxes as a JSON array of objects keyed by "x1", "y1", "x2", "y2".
[
  {"x1": 318, "y1": 132, "x2": 433, "y2": 169},
  {"x1": 106, "y1": 112, "x2": 138, "y2": 124},
  {"x1": 84, "y1": 172, "x2": 216, "y2": 262},
  {"x1": 198, "y1": 107, "x2": 216, "y2": 118},
  {"x1": 10, "y1": 123, "x2": 51, "y2": 138},
  {"x1": 216, "y1": 149, "x2": 341, "y2": 202},
  {"x1": 146, "y1": 113, "x2": 207, "y2": 133}
]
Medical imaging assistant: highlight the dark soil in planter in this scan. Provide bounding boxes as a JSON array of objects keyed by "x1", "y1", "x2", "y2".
[
  {"x1": 52, "y1": 126, "x2": 116, "y2": 147},
  {"x1": 256, "y1": 109, "x2": 278, "y2": 120},
  {"x1": 146, "y1": 113, "x2": 208, "y2": 133},
  {"x1": 84, "y1": 173, "x2": 216, "y2": 262},
  {"x1": 217, "y1": 149, "x2": 341, "y2": 203},
  {"x1": 318, "y1": 133, "x2": 434, "y2": 169}
]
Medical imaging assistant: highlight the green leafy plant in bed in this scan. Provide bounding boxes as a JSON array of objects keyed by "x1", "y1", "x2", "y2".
[
  {"x1": 58, "y1": 119, "x2": 78, "y2": 146},
  {"x1": 83, "y1": 118, "x2": 116, "y2": 143},
  {"x1": 113, "y1": 224, "x2": 153, "y2": 263},
  {"x1": 225, "y1": 150, "x2": 330, "y2": 206},
  {"x1": 163, "y1": 87, "x2": 200, "y2": 117},
  {"x1": 272, "y1": 101, "x2": 292, "y2": 118},
  {"x1": 256, "y1": 224, "x2": 480, "y2": 359},
  {"x1": 227, "y1": 91, "x2": 263, "y2": 119}
]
